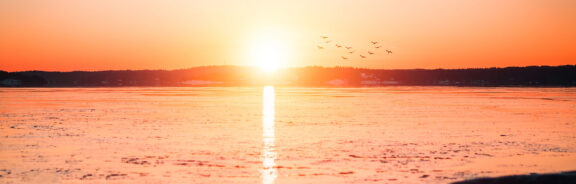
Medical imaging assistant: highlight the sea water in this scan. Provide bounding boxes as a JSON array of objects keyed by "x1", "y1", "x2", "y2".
[{"x1": 1, "y1": 87, "x2": 575, "y2": 184}]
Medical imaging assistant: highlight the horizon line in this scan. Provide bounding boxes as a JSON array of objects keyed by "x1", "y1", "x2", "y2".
[{"x1": 3, "y1": 64, "x2": 575, "y2": 73}]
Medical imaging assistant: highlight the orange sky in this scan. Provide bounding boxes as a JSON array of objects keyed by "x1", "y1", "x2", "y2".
[{"x1": 1, "y1": 0, "x2": 575, "y2": 72}]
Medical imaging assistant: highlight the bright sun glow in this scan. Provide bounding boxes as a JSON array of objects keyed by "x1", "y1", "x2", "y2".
[{"x1": 247, "y1": 28, "x2": 291, "y2": 73}]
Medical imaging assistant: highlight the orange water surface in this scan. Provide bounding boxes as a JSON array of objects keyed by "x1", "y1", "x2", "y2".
[{"x1": 1, "y1": 87, "x2": 575, "y2": 184}]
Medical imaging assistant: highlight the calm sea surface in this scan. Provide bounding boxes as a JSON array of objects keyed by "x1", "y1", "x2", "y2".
[{"x1": 1, "y1": 87, "x2": 575, "y2": 184}]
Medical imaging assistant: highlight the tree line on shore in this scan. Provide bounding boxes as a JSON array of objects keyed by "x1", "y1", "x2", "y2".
[{"x1": 1, "y1": 65, "x2": 575, "y2": 87}]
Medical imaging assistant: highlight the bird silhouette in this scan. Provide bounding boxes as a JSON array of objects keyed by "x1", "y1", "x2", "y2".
[
  {"x1": 359, "y1": 55, "x2": 366, "y2": 58},
  {"x1": 368, "y1": 51, "x2": 374, "y2": 55},
  {"x1": 341, "y1": 56, "x2": 348, "y2": 60},
  {"x1": 345, "y1": 46, "x2": 352, "y2": 50},
  {"x1": 317, "y1": 45, "x2": 324, "y2": 49},
  {"x1": 371, "y1": 41, "x2": 378, "y2": 45},
  {"x1": 348, "y1": 50, "x2": 355, "y2": 54},
  {"x1": 375, "y1": 46, "x2": 382, "y2": 49},
  {"x1": 386, "y1": 50, "x2": 393, "y2": 54},
  {"x1": 335, "y1": 44, "x2": 342, "y2": 48},
  {"x1": 320, "y1": 36, "x2": 328, "y2": 39}
]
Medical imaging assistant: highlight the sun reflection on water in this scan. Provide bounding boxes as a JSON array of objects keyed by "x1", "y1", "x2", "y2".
[{"x1": 261, "y1": 86, "x2": 277, "y2": 184}]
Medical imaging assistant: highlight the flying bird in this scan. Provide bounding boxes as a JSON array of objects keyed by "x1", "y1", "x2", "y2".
[
  {"x1": 345, "y1": 46, "x2": 352, "y2": 50},
  {"x1": 341, "y1": 56, "x2": 348, "y2": 60},
  {"x1": 386, "y1": 50, "x2": 393, "y2": 54},
  {"x1": 371, "y1": 41, "x2": 378, "y2": 45},
  {"x1": 320, "y1": 36, "x2": 328, "y2": 39},
  {"x1": 335, "y1": 44, "x2": 342, "y2": 48},
  {"x1": 375, "y1": 46, "x2": 382, "y2": 49},
  {"x1": 317, "y1": 45, "x2": 324, "y2": 49},
  {"x1": 348, "y1": 50, "x2": 355, "y2": 54},
  {"x1": 359, "y1": 55, "x2": 366, "y2": 58},
  {"x1": 368, "y1": 51, "x2": 374, "y2": 55}
]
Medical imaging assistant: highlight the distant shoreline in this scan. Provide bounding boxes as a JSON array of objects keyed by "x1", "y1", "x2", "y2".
[{"x1": 2, "y1": 65, "x2": 575, "y2": 87}]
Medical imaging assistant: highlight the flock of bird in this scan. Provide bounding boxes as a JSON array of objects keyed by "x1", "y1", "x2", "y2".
[{"x1": 317, "y1": 35, "x2": 392, "y2": 61}]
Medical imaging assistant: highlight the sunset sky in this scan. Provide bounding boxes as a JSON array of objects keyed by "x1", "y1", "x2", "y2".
[{"x1": 1, "y1": 0, "x2": 575, "y2": 72}]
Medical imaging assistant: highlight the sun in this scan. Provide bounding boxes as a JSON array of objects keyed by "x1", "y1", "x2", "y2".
[
  {"x1": 252, "y1": 41, "x2": 283, "y2": 72},
  {"x1": 246, "y1": 29, "x2": 291, "y2": 73}
]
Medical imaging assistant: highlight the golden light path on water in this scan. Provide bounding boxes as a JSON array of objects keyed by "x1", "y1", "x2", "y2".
[{"x1": 261, "y1": 86, "x2": 277, "y2": 184}]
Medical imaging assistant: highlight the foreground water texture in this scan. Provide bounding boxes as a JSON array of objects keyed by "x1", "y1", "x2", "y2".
[{"x1": 0, "y1": 87, "x2": 575, "y2": 184}]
